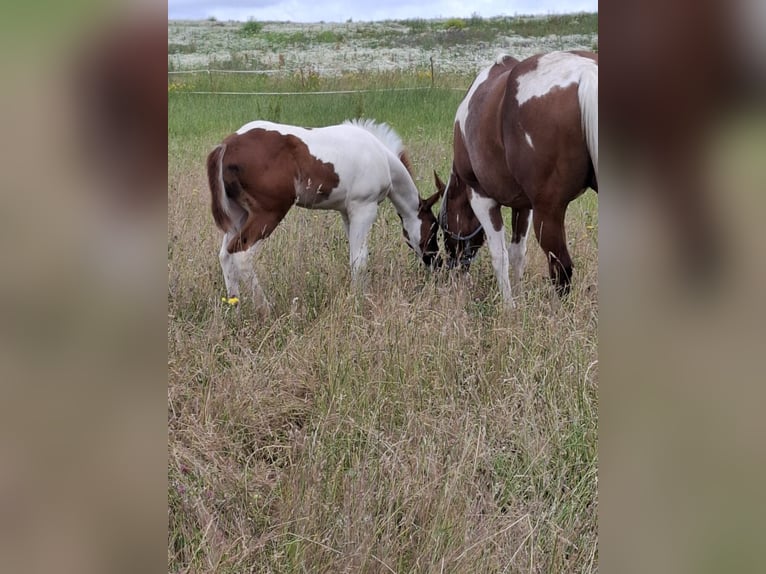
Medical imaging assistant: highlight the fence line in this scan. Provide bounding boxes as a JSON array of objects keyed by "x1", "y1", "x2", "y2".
[
  {"x1": 183, "y1": 87, "x2": 467, "y2": 96},
  {"x1": 168, "y1": 68, "x2": 335, "y2": 75},
  {"x1": 168, "y1": 61, "x2": 468, "y2": 96}
]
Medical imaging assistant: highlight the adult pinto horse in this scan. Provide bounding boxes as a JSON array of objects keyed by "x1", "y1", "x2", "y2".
[
  {"x1": 435, "y1": 51, "x2": 598, "y2": 305},
  {"x1": 207, "y1": 119, "x2": 442, "y2": 312}
]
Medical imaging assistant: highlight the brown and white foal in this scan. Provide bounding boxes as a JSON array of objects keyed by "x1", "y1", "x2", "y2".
[{"x1": 207, "y1": 119, "x2": 441, "y2": 312}]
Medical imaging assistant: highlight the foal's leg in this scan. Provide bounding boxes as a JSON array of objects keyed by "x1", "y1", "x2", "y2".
[
  {"x1": 219, "y1": 208, "x2": 290, "y2": 313},
  {"x1": 346, "y1": 203, "x2": 379, "y2": 286},
  {"x1": 509, "y1": 208, "x2": 532, "y2": 282},
  {"x1": 469, "y1": 191, "x2": 514, "y2": 306},
  {"x1": 532, "y1": 204, "x2": 572, "y2": 296},
  {"x1": 340, "y1": 211, "x2": 350, "y2": 239},
  {"x1": 219, "y1": 232, "x2": 271, "y2": 313}
]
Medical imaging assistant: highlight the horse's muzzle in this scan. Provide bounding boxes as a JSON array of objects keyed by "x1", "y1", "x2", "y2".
[
  {"x1": 446, "y1": 257, "x2": 474, "y2": 272},
  {"x1": 446, "y1": 245, "x2": 478, "y2": 271},
  {"x1": 423, "y1": 252, "x2": 443, "y2": 270}
]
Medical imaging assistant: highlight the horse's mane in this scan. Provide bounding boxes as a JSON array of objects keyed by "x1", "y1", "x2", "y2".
[{"x1": 343, "y1": 118, "x2": 413, "y2": 175}]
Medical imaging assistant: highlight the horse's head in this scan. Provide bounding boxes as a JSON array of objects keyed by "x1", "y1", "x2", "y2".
[
  {"x1": 415, "y1": 189, "x2": 443, "y2": 269},
  {"x1": 434, "y1": 170, "x2": 485, "y2": 270}
]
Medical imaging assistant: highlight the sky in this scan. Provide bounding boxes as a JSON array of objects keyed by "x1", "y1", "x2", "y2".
[{"x1": 167, "y1": 0, "x2": 598, "y2": 24}]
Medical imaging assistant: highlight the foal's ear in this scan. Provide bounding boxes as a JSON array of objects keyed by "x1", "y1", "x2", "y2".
[{"x1": 433, "y1": 170, "x2": 446, "y2": 193}]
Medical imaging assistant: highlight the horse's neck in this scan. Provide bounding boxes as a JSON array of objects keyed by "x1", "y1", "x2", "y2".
[{"x1": 386, "y1": 165, "x2": 421, "y2": 230}]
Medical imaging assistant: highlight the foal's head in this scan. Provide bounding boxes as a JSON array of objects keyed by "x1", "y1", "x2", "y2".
[
  {"x1": 434, "y1": 171, "x2": 485, "y2": 270},
  {"x1": 412, "y1": 190, "x2": 443, "y2": 269}
]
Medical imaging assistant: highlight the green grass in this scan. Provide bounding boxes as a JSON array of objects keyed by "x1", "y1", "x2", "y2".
[{"x1": 168, "y1": 38, "x2": 598, "y2": 574}]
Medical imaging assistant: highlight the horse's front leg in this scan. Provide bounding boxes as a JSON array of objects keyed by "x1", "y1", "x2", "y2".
[
  {"x1": 469, "y1": 191, "x2": 514, "y2": 307},
  {"x1": 345, "y1": 203, "x2": 379, "y2": 288},
  {"x1": 532, "y1": 204, "x2": 572, "y2": 296}
]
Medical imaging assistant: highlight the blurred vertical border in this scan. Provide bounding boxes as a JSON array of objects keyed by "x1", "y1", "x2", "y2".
[
  {"x1": 600, "y1": 0, "x2": 765, "y2": 573},
  {"x1": 0, "y1": 1, "x2": 167, "y2": 572}
]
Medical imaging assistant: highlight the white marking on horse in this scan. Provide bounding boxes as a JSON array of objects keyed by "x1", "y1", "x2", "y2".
[
  {"x1": 508, "y1": 213, "x2": 532, "y2": 281},
  {"x1": 456, "y1": 54, "x2": 516, "y2": 140},
  {"x1": 524, "y1": 132, "x2": 534, "y2": 150},
  {"x1": 516, "y1": 52, "x2": 598, "y2": 107},
  {"x1": 455, "y1": 66, "x2": 492, "y2": 137},
  {"x1": 469, "y1": 189, "x2": 514, "y2": 307}
]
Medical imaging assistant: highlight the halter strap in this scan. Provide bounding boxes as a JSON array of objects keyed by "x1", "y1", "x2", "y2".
[{"x1": 439, "y1": 185, "x2": 484, "y2": 241}]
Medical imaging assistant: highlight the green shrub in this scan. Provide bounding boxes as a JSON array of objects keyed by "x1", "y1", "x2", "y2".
[
  {"x1": 241, "y1": 19, "x2": 262, "y2": 36},
  {"x1": 444, "y1": 18, "x2": 466, "y2": 30}
]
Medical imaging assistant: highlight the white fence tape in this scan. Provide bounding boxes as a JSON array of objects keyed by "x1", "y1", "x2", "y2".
[
  {"x1": 169, "y1": 68, "x2": 466, "y2": 95},
  {"x1": 169, "y1": 67, "x2": 339, "y2": 75},
  {"x1": 184, "y1": 87, "x2": 453, "y2": 96}
]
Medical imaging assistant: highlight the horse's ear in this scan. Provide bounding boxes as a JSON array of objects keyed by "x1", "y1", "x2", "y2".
[
  {"x1": 433, "y1": 170, "x2": 446, "y2": 193},
  {"x1": 422, "y1": 187, "x2": 444, "y2": 210}
]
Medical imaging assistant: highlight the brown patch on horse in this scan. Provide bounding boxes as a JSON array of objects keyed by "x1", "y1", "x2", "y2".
[
  {"x1": 511, "y1": 208, "x2": 531, "y2": 243},
  {"x1": 510, "y1": 81, "x2": 593, "y2": 201},
  {"x1": 521, "y1": 86, "x2": 591, "y2": 184},
  {"x1": 417, "y1": 189, "x2": 443, "y2": 265},
  {"x1": 214, "y1": 128, "x2": 341, "y2": 252},
  {"x1": 489, "y1": 203, "x2": 503, "y2": 232},
  {"x1": 456, "y1": 58, "x2": 529, "y2": 209}
]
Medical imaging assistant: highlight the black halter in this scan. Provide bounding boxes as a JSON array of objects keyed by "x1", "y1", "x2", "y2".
[
  {"x1": 438, "y1": 184, "x2": 484, "y2": 241},
  {"x1": 438, "y1": 184, "x2": 484, "y2": 268}
]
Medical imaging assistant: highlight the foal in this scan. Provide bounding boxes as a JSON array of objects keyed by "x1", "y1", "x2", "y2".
[
  {"x1": 207, "y1": 119, "x2": 442, "y2": 312},
  {"x1": 436, "y1": 51, "x2": 598, "y2": 306}
]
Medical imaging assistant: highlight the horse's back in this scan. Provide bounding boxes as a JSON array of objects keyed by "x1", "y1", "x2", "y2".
[{"x1": 226, "y1": 120, "x2": 399, "y2": 209}]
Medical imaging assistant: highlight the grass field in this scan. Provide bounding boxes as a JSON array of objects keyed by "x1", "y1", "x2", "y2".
[{"x1": 168, "y1": 15, "x2": 598, "y2": 573}]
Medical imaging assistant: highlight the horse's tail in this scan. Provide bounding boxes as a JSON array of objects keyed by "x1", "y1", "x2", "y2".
[
  {"x1": 578, "y1": 67, "x2": 598, "y2": 184},
  {"x1": 207, "y1": 142, "x2": 246, "y2": 233},
  {"x1": 343, "y1": 118, "x2": 413, "y2": 176},
  {"x1": 206, "y1": 143, "x2": 231, "y2": 231}
]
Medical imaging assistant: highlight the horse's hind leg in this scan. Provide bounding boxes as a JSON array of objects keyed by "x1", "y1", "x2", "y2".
[
  {"x1": 509, "y1": 208, "x2": 532, "y2": 282},
  {"x1": 219, "y1": 232, "x2": 271, "y2": 314},
  {"x1": 220, "y1": 208, "x2": 290, "y2": 314},
  {"x1": 219, "y1": 231, "x2": 242, "y2": 300},
  {"x1": 469, "y1": 191, "x2": 514, "y2": 306},
  {"x1": 532, "y1": 204, "x2": 572, "y2": 296}
]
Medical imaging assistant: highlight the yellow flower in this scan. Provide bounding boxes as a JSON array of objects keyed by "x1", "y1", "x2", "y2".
[{"x1": 222, "y1": 296, "x2": 239, "y2": 305}]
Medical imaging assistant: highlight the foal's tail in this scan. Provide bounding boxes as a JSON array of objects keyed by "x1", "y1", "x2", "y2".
[
  {"x1": 343, "y1": 118, "x2": 413, "y2": 176},
  {"x1": 206, "y1": 143, "x2": 232, "y2": 232},
  {"x1": 207, "y1": 143, "x2": 246, "y2": 233},
  {"x1": 578, "y1": 67, "x2": 598, "y2": 183}
]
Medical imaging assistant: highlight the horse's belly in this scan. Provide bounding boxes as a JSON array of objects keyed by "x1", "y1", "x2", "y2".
[
  {"x1": 478, "y1": 172, "x2": 529, "y2": 208},
  {"x1": 295, "y1": 186, "x2": 346, "y2": 210}
]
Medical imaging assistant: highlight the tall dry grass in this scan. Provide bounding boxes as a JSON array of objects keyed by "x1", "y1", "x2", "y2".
[{"x1": 168, "y1": 70, "x2": 598, "y2": 573}]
